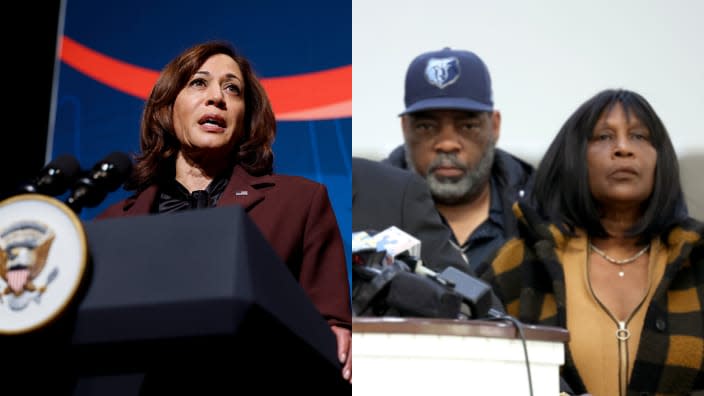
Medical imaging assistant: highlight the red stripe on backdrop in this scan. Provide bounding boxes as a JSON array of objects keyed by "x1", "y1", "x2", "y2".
[{"x1": 59, "y1": 36, "x2": 351, "y2": 120}]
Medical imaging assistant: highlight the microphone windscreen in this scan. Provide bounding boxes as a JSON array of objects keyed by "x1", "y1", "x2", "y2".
[
  {"x1": 19, "y1": 154, "x2": 81, "y2": 196},
  {"x1": 64, "y1": 151, "x2": 133, "y2": 212},
  {"x1": 98, "y1": 151, "x2": 133, "y2": 175},
  {"x1": 93, "y1": 151, "x2": 133, "y2": 192},
  {"x1": 49, "y1": 154, "x2": 81, "y2": 180},
  {"x1": 386, "y1": 271, "x2": 462, "y2": 319}
]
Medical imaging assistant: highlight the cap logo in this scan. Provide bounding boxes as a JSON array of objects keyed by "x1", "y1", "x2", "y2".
[{"x1": 424, "y1": 57, "x2": 460, "y2": 89}]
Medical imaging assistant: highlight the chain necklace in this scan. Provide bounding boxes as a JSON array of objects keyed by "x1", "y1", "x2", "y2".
[{"x1": 589, "y1": 242, "x2": 650, "y2": 277}]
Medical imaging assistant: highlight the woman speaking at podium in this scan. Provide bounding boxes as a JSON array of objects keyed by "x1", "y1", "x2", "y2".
[{"x1": 97, "y1": 41, "x2": 351, "y2": 382}]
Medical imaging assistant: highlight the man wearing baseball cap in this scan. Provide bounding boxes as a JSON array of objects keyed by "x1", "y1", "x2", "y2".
[{"x1": 383, "y1": 47, "x2": 534, "y2": 275}]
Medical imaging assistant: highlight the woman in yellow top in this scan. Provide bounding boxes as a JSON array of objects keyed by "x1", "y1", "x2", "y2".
[{"x1": 482, "y1": 89, "x2": 704, "y2": 396}]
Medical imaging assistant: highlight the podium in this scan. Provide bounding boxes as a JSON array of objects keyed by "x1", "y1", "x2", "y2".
[
  {"x1": 2, "y1": 205, "x2": 348, "y2": 395},
  {"x1": 353, "y1": 317, "x2": 568, "y2": 395}
]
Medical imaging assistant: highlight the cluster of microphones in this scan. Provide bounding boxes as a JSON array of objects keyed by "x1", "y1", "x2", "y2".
[
  {"x1": 15, "y1": 152, "x2": 133, "y2": 214},
  {"x1": 352, "y1": 226, "x2": 501, "y2": 320}
]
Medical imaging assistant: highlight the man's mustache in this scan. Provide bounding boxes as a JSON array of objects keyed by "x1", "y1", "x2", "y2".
[{"x1": 428, "y1": 154, "x2": 467, "y2": 173}]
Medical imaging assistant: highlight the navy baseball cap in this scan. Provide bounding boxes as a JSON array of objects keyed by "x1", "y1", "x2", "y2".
[{"x1": 400, "y1": 47, "x2": 494, "y2": 115}]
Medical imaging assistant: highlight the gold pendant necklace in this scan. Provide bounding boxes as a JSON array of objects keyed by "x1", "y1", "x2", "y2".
[
  {"x1": 589, "y1": 243, "x2": 650, "y2": 277},
  {"x1": 585, "y1": 243, "x2": 655, "y2": 396}
]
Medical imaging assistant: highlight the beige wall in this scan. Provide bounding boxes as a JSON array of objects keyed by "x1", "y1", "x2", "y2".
[{"x1": 680, "y1": 154, "x2": 704, "y2": 221}]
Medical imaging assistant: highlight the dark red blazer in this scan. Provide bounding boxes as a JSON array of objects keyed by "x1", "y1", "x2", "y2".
[{"x1": 97, "y1": 165, "x2": 351, "y2": 328}]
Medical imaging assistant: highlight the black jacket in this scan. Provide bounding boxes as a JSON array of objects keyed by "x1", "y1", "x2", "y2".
[
  {"x1": 483, "y1": 201, "x2": 704, "y2": 395},
  {"x1": 352, "y1": 157, "x2": 471, "y2": 275}
]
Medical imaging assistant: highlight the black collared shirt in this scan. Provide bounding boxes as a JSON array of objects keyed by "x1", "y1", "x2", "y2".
[
  {"x1": 156, "y1": 176, "x2": 229, "y2": 213},
  {"x1": 445, "y1": 177, "x2": 505, "y2": 273}
]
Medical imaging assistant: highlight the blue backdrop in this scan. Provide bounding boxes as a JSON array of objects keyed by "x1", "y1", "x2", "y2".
[{"x1": 49, "y1": 0, "x2": 351, "y2": 277}]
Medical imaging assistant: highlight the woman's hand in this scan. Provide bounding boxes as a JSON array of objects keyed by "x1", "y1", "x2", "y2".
[{"x1": 330, "y1": 325, "x2": 351, "y2": 382}]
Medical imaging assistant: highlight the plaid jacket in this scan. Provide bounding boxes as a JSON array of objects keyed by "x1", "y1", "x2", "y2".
[{"x1": 481, "y1": 201, "x2": 704, "y2": 395}]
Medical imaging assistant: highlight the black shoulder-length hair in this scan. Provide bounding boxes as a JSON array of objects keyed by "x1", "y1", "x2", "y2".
[
  {"x1": 127, "y1": 40, "x2": 276, "y2": 191},
  {"x1": 532, "y1": 88, "x2": 686, "y2": 242}
]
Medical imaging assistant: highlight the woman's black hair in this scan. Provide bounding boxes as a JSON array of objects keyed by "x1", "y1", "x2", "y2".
[{"x1": 532, "y1": 89, "x2": 686, "y2": 242}]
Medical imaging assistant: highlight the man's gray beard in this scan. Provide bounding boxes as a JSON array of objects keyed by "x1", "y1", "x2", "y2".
[{"x1": 405, "y1": 141, "x2": 495, "y2": 205}]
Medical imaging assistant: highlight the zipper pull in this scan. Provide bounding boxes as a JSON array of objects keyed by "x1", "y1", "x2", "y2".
[{"x1": 616, "y1": 321, "x2": 631, "y2": 341}]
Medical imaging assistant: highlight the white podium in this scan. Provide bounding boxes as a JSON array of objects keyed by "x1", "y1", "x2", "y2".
[{"x1": 353, "y1": 317, "x2": 569, "y2": 395}]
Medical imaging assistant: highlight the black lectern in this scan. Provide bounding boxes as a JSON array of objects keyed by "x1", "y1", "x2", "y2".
[{"x1": 3, "y1": 206, "x2": 348, "y2": 395}]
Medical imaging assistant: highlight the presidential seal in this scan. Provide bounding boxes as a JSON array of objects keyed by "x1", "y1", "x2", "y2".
[{"x1": 0, "y1": 193, "x2": 87, "y2": 334}]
